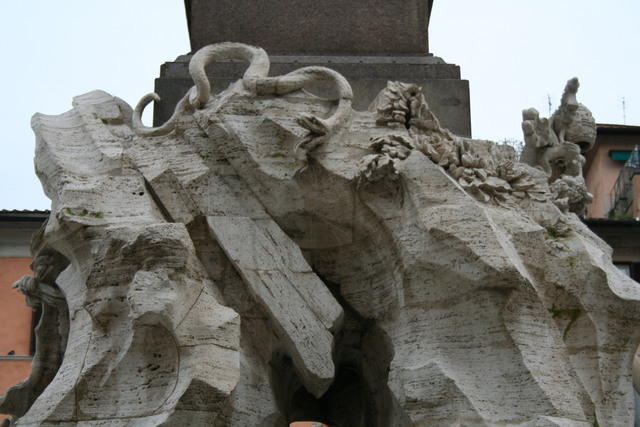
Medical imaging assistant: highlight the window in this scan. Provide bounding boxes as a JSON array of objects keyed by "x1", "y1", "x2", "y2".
[{"x1": 614, "y1": 262, "x2": 640, "y2": 282}]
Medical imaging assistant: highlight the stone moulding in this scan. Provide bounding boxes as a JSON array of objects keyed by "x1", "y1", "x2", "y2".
[{"x1": 1, "y1": 42, "x2": 639, "y2": 427}]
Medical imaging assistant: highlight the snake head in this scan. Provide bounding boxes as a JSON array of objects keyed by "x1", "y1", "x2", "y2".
[{"x1": 297, "y1": 114, "x2": 330, "y2": 136}]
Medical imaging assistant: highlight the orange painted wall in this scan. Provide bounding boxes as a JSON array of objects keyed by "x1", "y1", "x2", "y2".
[
  {"x1": 0, "y1": 258, "x2": 33, "y2": 355},
  {"x1": 0, "y1": 360, "x2": 31, "y2": 396},
  {"x1": 0, "y1": 257, "x2": 34, "y2": 419}
]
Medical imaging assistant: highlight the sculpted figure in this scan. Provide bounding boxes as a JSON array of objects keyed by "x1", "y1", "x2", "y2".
[
  {"x1": 2, "y1": 43, "x2": 639, "y2": 427},
  {"x1": 1, "y1": 246, "x2": 69, "y2": 422},
  {"x1": 553, "y1": 77, "x2": 580, "y2": 143},
  {"x1": 520, "y1": 78, "x2": 596, "y2": 215}
]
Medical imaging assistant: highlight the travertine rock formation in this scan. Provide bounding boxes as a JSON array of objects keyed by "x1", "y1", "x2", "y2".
[{"x1": 2, "y1": 43, "x2": 640, "y2": 426}]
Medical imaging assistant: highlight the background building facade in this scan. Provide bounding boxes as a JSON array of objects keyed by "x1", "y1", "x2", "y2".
[{"x1": 583, "y1": 124, "x2": 640, "y2": 283}]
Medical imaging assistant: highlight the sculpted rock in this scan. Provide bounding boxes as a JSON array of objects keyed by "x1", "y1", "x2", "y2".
[{"x1": 2, "y1": 43, "x2": 639, "y2": 427}]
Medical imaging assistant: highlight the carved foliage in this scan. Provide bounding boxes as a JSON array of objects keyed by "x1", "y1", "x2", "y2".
[{"x1": 366, "y1": 79, "x2": 595, "y2": 215}]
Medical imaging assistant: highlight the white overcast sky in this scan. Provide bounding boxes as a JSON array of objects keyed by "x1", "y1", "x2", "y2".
[{"x1": 1, "y1": 0, "x2": 639, "y2": 209}]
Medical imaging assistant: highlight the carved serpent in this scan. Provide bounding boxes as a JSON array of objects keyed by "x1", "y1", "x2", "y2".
[{"x1": 133, "y1": 42, "x2": 353, "y2": 139}]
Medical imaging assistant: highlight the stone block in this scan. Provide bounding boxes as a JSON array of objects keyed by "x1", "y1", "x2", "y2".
[{"x1": 185, "y1": 0, "x2": 434, "y2": 55}]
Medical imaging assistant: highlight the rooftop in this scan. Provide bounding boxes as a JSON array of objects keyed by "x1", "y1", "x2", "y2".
[
  {"x1": 0, "y1": 210, "x2": 50, "y2": 222},
  {"x1": 597, "y1": 123, "x2": 640, "y2": 135}
]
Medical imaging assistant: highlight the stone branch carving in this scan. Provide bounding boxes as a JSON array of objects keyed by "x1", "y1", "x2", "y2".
[{"x1": 3, "y1": 43, "x2": 640, "y2": 427}]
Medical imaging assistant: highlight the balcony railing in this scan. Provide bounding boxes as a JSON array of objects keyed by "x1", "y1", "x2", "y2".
[
  {"x1": 0, "y1": 355, "x2": 32, "y2": 361},
  {"x1": 609, "y1": 145, "x2": 640, "y2": 218}
]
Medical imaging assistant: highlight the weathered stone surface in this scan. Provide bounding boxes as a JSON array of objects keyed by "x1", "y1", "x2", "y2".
[
  {"x1": 3, "y1": 43, "x2": 640, "y2": 426},
  {"x1": 207, "y1": 215, "x2": 342, "y2": 397},
  {"x1": 185, "y1": 0, "x2": 434, "y2": 55}
]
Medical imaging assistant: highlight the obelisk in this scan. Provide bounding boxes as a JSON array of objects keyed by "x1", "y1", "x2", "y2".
[{"x1": 153, "y1": 0, "x2": 471, "y2": 136}]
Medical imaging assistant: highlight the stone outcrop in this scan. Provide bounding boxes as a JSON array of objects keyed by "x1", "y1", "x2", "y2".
[{"x1": 2, "y1": 43, "x2": 639, "y2": 426}]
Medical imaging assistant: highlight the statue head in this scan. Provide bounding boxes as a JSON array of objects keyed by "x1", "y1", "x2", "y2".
[{"x1": 563, "y1": 103, "x2": 596, "y2": 152}]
